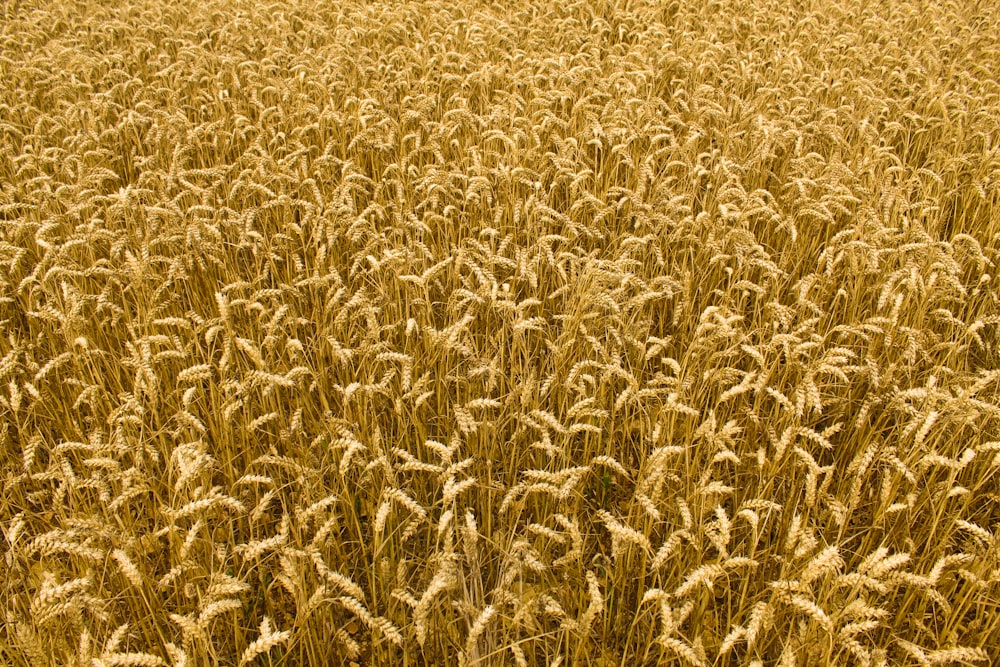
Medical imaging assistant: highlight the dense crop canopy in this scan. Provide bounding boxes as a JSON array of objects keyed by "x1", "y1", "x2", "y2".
[{"x1": 2, "y1": 0, "x2": 1000, "y2": 665}]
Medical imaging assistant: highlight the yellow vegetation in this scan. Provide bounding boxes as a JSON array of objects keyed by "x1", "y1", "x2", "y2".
[{"x1": 2, "y1": 0, "x2": 1000, "y2": 664}]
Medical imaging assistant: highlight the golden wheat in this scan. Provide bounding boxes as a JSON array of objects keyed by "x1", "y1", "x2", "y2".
[{"x1": 2, "y1": 0, "x2": 1000, "y2": 664}]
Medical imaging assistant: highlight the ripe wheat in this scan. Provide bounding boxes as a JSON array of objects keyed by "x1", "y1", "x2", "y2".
[{"x1": 2, "y1": 0, "x2": 1000, "y2": 664}]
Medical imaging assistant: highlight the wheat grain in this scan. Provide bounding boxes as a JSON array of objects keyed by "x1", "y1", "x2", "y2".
[
  {"x1": 5, "y1": 0, "x2": 1000, "y2": 664},
  {"x1": 238, "y1": 617, "x2": 290, "y2": 666}
]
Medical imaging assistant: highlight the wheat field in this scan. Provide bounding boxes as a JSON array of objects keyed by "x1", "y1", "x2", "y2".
[{"x1": 1, "y1": 0, "x2": 999, "y2": 664}]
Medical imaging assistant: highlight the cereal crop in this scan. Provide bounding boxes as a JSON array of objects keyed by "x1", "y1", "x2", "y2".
[{"x1": 2, "y1": 0, "x2": 1000, "y2": 665}]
